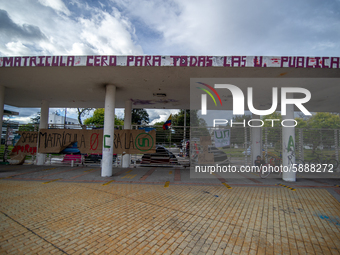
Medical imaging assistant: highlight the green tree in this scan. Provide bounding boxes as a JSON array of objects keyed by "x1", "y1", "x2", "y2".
[
  {"x1": 262, "y1": 112, "x2": 282, "y2": 127},
  {"x1": 31, "y1": 112, "x2": 40, "y2": 124},
  {"x1": 84, "y1": 109, "x2": 124, "y2": 126},
  {"x1": 77, "y1": 108, "x2": 93, "y2": 129},
  {"x1": 152, "y1": 121, "x2": 164, "y2": 126},
  {"x1": 301, "y1": 112, "x2": 340, "y2": 155},
  {"x1": 306, "y1": 112, "x2": 340, "y2": 129},
  {"x1": 18, "y1": 124, "x2": 35, "y2": 131},
  {"x1": 172, "y1": 109, "x2": 206, "y2": 127},
  {"x1": 261, "y1": 112, "x2": 283, "y2": 150},
  {"x1": 232, "y1": 114, "x2": 252, "y2": 124},
  {"x1": 172, "y1": 110, "x2": 189, "y2": 126},
  {"x1": 187, "y1": 110, "x2": 209, "y2": 138},
  {"x1": 17, "y1": 112, "x2": 41, "y2": 131},
  {"x1": 261, "y1": 112, "x2": 312, "y2": 150},
  {"x1": 229, "y1": 115, "x2": 252, "y2": 146},
  {"x1": 132, "y1": 109, "x2": 149, "y2": 125},
  {"x1": 261, "y1": 112, "x2": 340, "y2": 155},
  {"x1": 295, "y1": 118, "x2": 308, "y2": 128}
]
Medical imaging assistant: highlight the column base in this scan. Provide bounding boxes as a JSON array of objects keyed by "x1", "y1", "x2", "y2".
[
  {"x1": 36, "y1": 153, "x2": 46, "y2": 165},
  {"x1": 282, "y1": 178, "x2": 296, "y2": 182},
  {"x1": 122, "y1": 154, "x2": 131, "y2": 168},
  {"x1": 282, "y1": 172, "x2": 296, "y2": 182}
]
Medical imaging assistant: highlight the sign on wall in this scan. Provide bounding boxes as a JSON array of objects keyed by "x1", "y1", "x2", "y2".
[
  {"x1": 1, "y1": 55, "x2": 339, "y2": 69},
  {"x1": 10, "y1": 129, "x2": 156, "y2": 156},
  {"x1": 214, "y1": 129, "x2": 231, "y2": 148}
]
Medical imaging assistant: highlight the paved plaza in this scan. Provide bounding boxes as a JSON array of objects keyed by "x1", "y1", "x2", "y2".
[{"x1": 1, "y1": 165, "x2": 340, "y2": 254}]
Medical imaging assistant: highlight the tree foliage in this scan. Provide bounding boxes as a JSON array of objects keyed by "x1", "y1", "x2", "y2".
[
  {"x1": 77, "y1": 108, "x2": 93, "y2": 129},
  {"x1": 232, "y1": 114, "x2": 252, "y2": 122},
  {"x1": 84, "y1": 109, "x2": 124, "y2": 126},
  {"x1": 261, "y1": 112, "x2": 340, "y2": 129},
  {"x1": 84, "y1": 108, "x2": 151, "y2": 127},
  {"x1": 19, "y1": 124, "x2": 35, "y2": 131},
  {"x1": 261, "y1": 112, "x2": 340, "y2": 155},
  {"x1": 298, "y1": 112, "x2": 340, "y2": 155},
  {"x1": 228, "y1": 115, "x2": 252, "y2": 146},
  {"x1": 172, "y1": 110, "x2": 189, "y2": 126},
  {"x1": 152, "y1": 121, "x2": 164, "y2": 126},
  {"x1": 261, "y1": 112, "x2": 282, "y2": 127},
  {"x1": 171, "y1": 110, "x2": 207, "y2": 127},
  {"x1": 31, "y1": 112, "x2": 40, "y2": 124},
  {"x1": 305, "y1": 112, "x2": 340, "y2": 129},
  {"x1": 132, "y1": 109, "x2": 149, "y2": 125}
]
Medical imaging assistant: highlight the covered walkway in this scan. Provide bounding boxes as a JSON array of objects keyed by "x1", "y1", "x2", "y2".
[{"x1": 1, "y1": 55, "x2": 340, "y2": 181}]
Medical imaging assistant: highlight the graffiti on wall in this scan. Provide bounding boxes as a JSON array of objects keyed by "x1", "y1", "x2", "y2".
[
  {"x1": 11, "y1": 129, "x2": 156, "y2": 157},
  {"x1": 1, "y1": 55, "x2": 339, "y2": 68}
]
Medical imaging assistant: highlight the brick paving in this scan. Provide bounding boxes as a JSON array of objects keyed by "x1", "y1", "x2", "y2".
[{"x1": 0, "y1": 165, "x2": 340, "y2": 254}]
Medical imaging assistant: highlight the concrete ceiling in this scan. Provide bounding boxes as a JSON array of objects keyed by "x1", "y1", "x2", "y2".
[{"x1": 1, "y1": 59, "x2": 339, "y2": 111}]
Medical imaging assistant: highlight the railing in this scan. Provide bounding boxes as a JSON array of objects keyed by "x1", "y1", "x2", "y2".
[{"x1": 2, "y1": 123, "x2": 340, "y2": 170}]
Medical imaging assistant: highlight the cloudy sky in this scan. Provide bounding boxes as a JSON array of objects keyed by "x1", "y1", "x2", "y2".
[{"x1": 1, "y1": 0, "x2": 339, "y2": 124}]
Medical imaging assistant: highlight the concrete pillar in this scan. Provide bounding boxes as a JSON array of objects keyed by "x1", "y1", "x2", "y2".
[
  {"x1": 282, "y1": 93, "x2": 296, "y2": 182},
  {"x1": 101, "y1": 84, "x2": 116, "y2": 177},
  {"x1": 36, "y1": 100, "x2": 49, "y2": 165},
  {"x1": 183, "y1": 109, "x2": 187, "y2": 157},
  {"x1": 183, "y1": 109, "x2": 187, "y2": 141},
  {"x1": 122, "y1": 100, "x2": 132, "y2": 168},
  {"x1": 251, "y1": 114, "x2": 262, "y2": 164},
  {"x1": 0, "y1": 86, "x2": 5, "y2": 132}
]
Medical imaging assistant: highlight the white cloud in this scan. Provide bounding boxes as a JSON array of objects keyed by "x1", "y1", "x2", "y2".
[
  {"x1": 0, "y1": 0, "x2": 143, "y2": 56},
  {"x1": 147, "y1": 109, "x2": 179, "y2": 125},
  {"x1": 2, "y1": 41, "x2": 31, "y2": 55},
  {"x1": 115, "y1": 109, "x2": 124, "y2": 119},
  {"x1": 37, "y1": 0, "x2": 71, "y2": 16},
  {"x1": 113, "y1": 0, "x2": 340, "y2": 56},
  {"x1": 64, "y1": 108, "x2": 78, "y2": 116},
  {"x1": 68, "y1": 42, "x2": 93, "y2": 55},
  {"x1": 149, "y1": 114, "x2": 168, "y2": 125},
  {"x1": 1, "y1": 0, "x2": 339, "y2": 57},
  {"x1": 7, "y1": 116, "x2": 32, "y2": 124},
  {"x1": 78, "y1": 9, "x2": 142, "y2": 55}
]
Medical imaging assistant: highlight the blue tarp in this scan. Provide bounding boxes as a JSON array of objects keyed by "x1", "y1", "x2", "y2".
[{"x1": 138, "y1": 127, "x2": 156, "y2": 133}]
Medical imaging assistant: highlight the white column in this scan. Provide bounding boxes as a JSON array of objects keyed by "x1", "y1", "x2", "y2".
[
  {"x1": 282, "y1": 94, "x2": 296, "y2": 182},
  {"x1": 0, "y1": 86, "x2": 5, "y2": 132},
  {"x1": 251, "y1": 114, "x2": 262, "y2": 164},
  {"x1": 36, "y1": 100, "x2": 49, "y2": 165},
  {"x1": 122, "y1": 100, "x2": 132, "y2": 168},
  {"x1": 101, "y1": 85, "x2": 116, "y2": 177},
  {"x1": 183, "y1": 109, "x2": 187, "y2": 141}
]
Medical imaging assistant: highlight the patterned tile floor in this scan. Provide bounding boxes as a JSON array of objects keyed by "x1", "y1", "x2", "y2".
[{"x1": 0, "y1": 165, "x2": 340, "y2": 254}]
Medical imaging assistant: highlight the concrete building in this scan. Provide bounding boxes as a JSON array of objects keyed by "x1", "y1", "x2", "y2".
[
  {"x1": 1, "y1": 55, "x2": 339, "y2": 181},
  {"x1": 48, "y1": 113, "x2": 79, "y2": 128}
]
